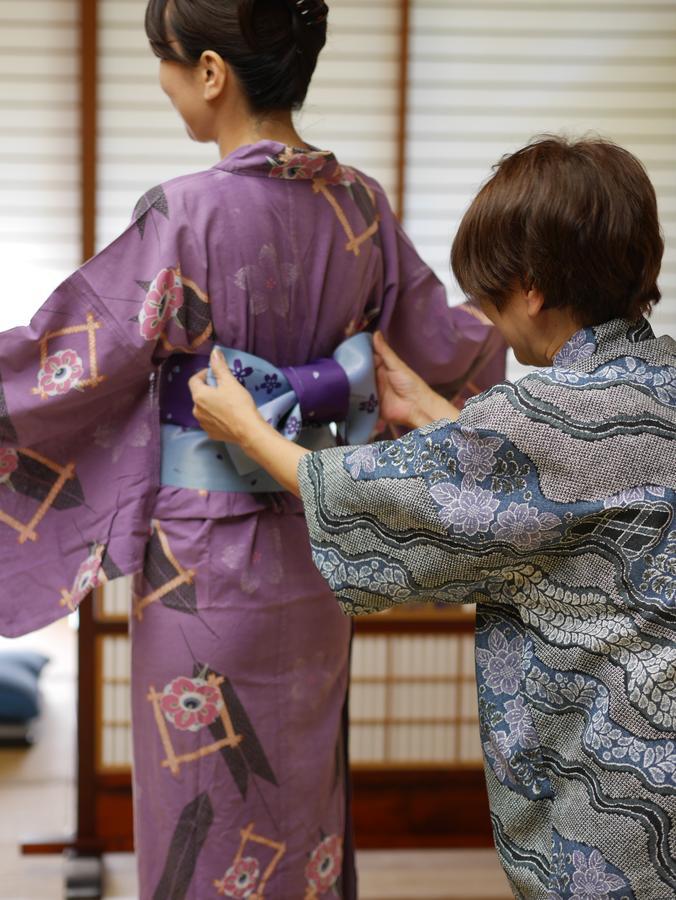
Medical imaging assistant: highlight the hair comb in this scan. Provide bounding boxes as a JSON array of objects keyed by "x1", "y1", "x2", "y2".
[{"x1": 295, "y1": 0, "x2": 329, "y2": 26}]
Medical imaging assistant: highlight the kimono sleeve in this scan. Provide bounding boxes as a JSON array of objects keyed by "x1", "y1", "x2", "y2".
[
  {"x1": 370, "y1": 184, "x2": 506, "y2": 404},
  {"x1": 0, "y1": 180, "x2": 209, "y2": 637},
  {"x1": 297, "y1": 411, "x2": 561, "y2": 616}
]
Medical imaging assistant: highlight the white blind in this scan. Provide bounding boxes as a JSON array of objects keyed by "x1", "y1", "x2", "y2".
[
  {"x1": 0, "y1": 0, "x2": 80, "y2": 329},
  {"x1": 405, "y1": 0, "x2": 676, "y2": 380},
  {"x1": 97, "y1": 0, "x2": 215, "y2": 248},
  {"x1": 299, "y1": 0, "x2": 401, "y2": 201},
  {"x1": 97, "y1": 0, "x2": 401, "y2": 246}
]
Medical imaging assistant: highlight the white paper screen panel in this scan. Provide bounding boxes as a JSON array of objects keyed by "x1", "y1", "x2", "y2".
[
  {"x1": 97, "y1": 0, "x2": 400, "y2": 249},
  {"x1": 405, "y1": 0, "x2": 676, "y2": 381},
  {"x1": 350, "y1": 633, "x2": 482, "y2": 765},
  {"x1": 100, "y1": 634, "x2": 133, "y2": 771},
  {"x1": 0, "y1": 0, "x2": 80, "y2": 328}
]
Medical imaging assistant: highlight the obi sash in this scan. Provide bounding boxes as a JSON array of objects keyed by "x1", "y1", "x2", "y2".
[{"x1": 159, "y1": 332, "x2": 378, "y2": 493}]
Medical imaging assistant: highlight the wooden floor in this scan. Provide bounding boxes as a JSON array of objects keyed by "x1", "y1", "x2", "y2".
[{"x1": 0, "y1": 620, "x2": 512, "y2": 899}]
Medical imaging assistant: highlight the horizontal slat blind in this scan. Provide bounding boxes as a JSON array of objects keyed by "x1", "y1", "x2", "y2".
[
  {"x1": 96, "y1": 0, "x2": 214, "y2": 248},
  {"x1": 405, "y1": 0, "x2": 676, "y2": 379},
  {"x1": 97, "y1": 0, "x2": 401, "y2": 247},
  {"x1": 0, "y1": 0, "x2": 79, "y2": 329},
  {"x1": 298, "y1": 0, "x2": 401, "y2": 201}
]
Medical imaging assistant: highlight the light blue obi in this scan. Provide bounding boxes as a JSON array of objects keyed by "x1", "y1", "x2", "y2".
[{"x1": 159, "y1": 332, "x2": 378, "y2": 493}]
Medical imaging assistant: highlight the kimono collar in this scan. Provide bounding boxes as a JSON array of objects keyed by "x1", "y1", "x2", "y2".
[
  {"x1": 215, "y1": 140, "x2": 356, "y2": 185},
  {"x1": 552, "y1": 316, "x2": 654, "y2": 370}
]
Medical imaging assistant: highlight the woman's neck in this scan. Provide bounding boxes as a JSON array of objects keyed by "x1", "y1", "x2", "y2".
[{"x1": 217, "y1": 109, "x2": 308, "y2": 159}]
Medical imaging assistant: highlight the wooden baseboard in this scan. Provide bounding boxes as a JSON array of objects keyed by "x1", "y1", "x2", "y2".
[{"x1": 352, "y1": 768, "x2": 493, "y2": 848}]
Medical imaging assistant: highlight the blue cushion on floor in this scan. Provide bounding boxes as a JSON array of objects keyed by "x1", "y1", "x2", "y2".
[
  {"x1": 0, "y1": 651, "x2": 49, "y2": 721},
  {"x1": 0, "y1": 650, "x2": 49, "y2": 678}
]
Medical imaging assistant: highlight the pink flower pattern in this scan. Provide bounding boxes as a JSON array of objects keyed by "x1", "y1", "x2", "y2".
[
  {"x1": 139, "y1": 267, "x2": 184, "y2": 341},
  {"x1": 221, "y1": 857, "x2": 260, "y2": 899},
  {"x1": 37, "y1": 348, "x2": 84, "y2": 396},
  {"x1": 160, "y1": 675, "x2": 223, "y2": 732},
  {"x1": 305, "y1": 834, "x2": 343, "y2": 894},
  {"x1": 268, "y1": 148, "x2": 356, "y2": 187},
  {"x1": 70, "y1": 548, "x2": 104, "y2": 606},
  {"x1": 268, "y1": 149, "x2": 331, "y2": 180},
  {"x1": 0, "y1": 448, "x2": 18, "y2": 485}
]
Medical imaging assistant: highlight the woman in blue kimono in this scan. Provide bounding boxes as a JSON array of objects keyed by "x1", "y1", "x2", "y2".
[
  {"x1": 0, "y1": 1, "x2": 505, "y2": 897},
  {"x1": 190, "y1": 136, "x2": 676, "y2": 900}
]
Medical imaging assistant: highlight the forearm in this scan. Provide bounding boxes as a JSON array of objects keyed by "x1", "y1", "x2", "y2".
[{"x1": 239, "y1": 417, "x2": 309, "y2": 497}]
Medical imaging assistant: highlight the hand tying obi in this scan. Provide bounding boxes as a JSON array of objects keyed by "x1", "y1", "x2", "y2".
[{"x1": 160, "y1": 333, "x2": 378, "y2": 493}]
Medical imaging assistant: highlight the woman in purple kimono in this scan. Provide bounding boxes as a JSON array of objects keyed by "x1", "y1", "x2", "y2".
[{"x1": 0, "y1": 1, "x2": 504, "y2": 897}]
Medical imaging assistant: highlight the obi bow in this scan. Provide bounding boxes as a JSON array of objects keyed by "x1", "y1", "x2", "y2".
[{"x1": 160, "y1": 332, "x2": 379, "y2": 479}]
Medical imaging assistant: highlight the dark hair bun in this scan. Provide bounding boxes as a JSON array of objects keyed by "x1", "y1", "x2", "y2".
[{"x1": 146, "y1": 0, "x2": 328, "y2": 111}]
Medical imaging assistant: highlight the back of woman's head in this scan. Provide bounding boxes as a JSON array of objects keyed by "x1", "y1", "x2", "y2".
[
  {"x1": 451, "y1": 135, "x2": 664, "y2": 326},
  {"x1": 145, "y1": 0, "x2": 328, "y2": 112}
]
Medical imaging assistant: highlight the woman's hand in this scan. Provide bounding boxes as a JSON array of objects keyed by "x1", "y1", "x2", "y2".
[
  {"x1": 373, "y1": 331, "x2": 460, "y2": 428},
  {"x1": 188, "y1": 348, "x2": 261, "y2": 445},
  {"x1": 188, "y1": 348, "x2": 307, "y2": 496}
]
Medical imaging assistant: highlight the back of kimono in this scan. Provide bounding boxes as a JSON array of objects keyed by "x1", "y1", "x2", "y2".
[{"x1": 0, "y1": 141, "x2": 504, "y2": 899}]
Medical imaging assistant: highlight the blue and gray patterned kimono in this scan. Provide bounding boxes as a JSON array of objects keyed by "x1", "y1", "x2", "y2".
[{"x1": 298, "y1": 317, "x2": 676, "y2": 899}]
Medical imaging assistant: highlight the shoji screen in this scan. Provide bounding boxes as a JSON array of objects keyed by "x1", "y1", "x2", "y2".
[
  {"x1": 97, "y1": 0, "x2": 401, "y2": 248},
  {"x1": 97, "y1": 0, "x2": 214, "y2": 249},
  {"x1": 0, "y1": 0, "x2": 80, "y2": 330},
  {"x1": 405, "y1": 0, "x2": 676, "y2": 379}
]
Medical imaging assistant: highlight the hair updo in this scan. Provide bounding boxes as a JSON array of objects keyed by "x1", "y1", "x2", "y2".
[{"x1": 145, "y1": 0, "x2": 329, "y2": 111}]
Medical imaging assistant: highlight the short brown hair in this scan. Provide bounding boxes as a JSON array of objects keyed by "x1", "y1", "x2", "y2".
[{"x1": 451, "y1": 136, "x2": 663, "y2": 325}]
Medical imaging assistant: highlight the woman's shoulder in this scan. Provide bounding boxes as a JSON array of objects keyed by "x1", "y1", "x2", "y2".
[{"x1": 131, "y1": 166, "x2": 228, "y2": 223}]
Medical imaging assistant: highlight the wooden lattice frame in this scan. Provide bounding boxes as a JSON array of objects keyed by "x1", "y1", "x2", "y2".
[
  {"x1": 213, "y1": 822, "x2": 286, "y2": 899},
  {"x1": 147, "y1": 673, "x2": 243, "y2": 777},
  {"x1": 132, "y1": 521, "x2": 195, "y2": 620},
  {"x1": 32, "y1": 312, "x2": 106, "y2": 400},
  {"x1": 0, "y1": 449, "x2": 76, "y2": 544}
]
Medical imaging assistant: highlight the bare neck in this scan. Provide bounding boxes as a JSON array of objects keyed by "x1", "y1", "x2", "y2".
[{"x1": 216, "y1": 108, "x2": 308, "y2": 159}]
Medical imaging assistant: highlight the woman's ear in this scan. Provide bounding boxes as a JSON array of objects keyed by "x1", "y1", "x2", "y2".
[
  {"x1": 525, "y1": 286, "x2": 545, "y2": 319},
  {"x1": 200, "y1": 50, "x2": 227, "y2": 101}
]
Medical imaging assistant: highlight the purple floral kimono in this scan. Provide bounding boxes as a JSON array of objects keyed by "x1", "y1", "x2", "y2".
[{"x1": 0, "y1": 142, "x2": 505, "y2": 899}]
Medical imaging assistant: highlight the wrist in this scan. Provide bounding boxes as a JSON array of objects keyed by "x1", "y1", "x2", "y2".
[
  {"x1": 410, "y1": 387, "x2": 457, "y2": 428},
  {"x1": 238, "y1": 414, "x2": 274, "y2": 458}
]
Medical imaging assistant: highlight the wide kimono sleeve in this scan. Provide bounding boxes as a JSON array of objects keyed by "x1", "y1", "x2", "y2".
[
  {"x1": 297, "y1": 404, "x2": 564, "y2": 616},
  {"x1": 368, "y1": 181, "x2": 506, "y2": 405},
  {"x1": 0, "y1": 180, "x2": 210, "y2": 637}
]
